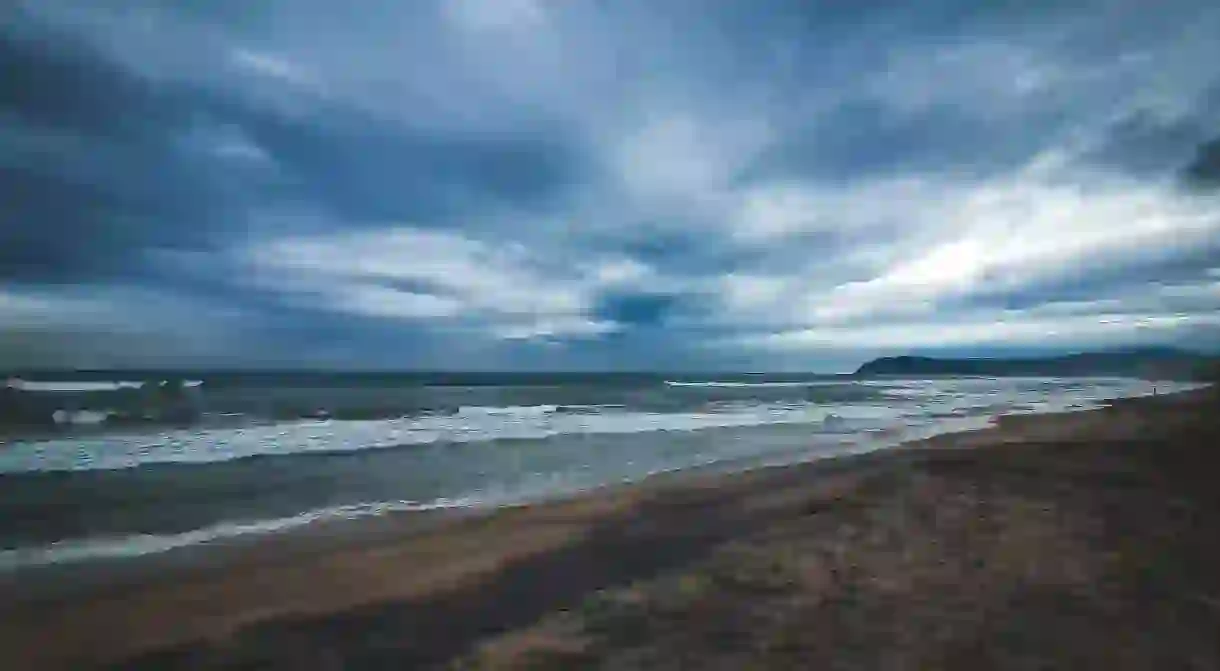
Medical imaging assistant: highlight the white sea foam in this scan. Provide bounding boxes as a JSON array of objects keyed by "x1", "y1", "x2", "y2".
[
  {"x1": 6, "y1": 379, "x2": 203, "y2": 392},
  {"x1": 0, "y1": 497, "x2": 477, "y2": 571},
  {"x1": 664, "y1": 380, "x2": 843, "y2": 388},
  {"x1": 456, "y1": 404, "x2": 559, "y2": 415},
  {"x1": 0, "y1": 403, "x2": 863, "y2": 474},
  {"x1": 51, "y1": 409, "x2": 109, "y2": 425},
  {"x1": 0, "y1": 378, "x2": 1201, "y2": 475}
]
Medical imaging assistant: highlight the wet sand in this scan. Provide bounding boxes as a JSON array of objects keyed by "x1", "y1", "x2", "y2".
[{"x1": 1, "y1": 386, "x2": 1216, "y2": 669}]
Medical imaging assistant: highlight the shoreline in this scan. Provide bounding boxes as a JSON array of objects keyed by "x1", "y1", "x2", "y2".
[
  {"x1": 0, "y1": 382, "x2": 1187, "y2": 577},
  {"x1": 0, "y1": 385, "x2": 1215, "y2": 669},
  {"x1": 0, "y1": 387, "x2": 1156, "y2": 597}
]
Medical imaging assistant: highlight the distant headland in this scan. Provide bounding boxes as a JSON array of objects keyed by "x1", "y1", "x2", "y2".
[{"x1": 854, "y1": 347, "x2": 1216, "y2": 380}]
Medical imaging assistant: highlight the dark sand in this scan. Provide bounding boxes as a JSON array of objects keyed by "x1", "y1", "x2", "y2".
[{"x1": 1, "y1": 387, "x2": 1217, "y2": 669}]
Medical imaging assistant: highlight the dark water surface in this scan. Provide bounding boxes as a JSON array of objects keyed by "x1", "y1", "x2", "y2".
[{"x1": 0, "y1": 373, "x2": 1194, "y2": 570}]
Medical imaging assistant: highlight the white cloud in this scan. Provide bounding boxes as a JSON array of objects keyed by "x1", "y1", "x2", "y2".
[
  {"x1": 868, "y1": 42, "x2": 1064, "y2": 116},
  {"x1": 588, "y1": 258, "x2": 652, "y2": 287},
  {"x1": 494, "y1": 317, "x2": 619, "y2": 340},
  {"x1": 723, "y1": 272, "x2": 1220, "y2": 355},
  {"x1": 444, "y1": 0, "x2": 548, "y2": 32},
  {"x1": 710, "y1": 159, "x2": 1220, "y2": 333},
  {"x1": 733, "y1": 183, "x2": 829, "y2": 242},
  {"x1": 212, "y1": 137, "x2": 271, "y2": 163},
  {"x1": 843, "y1": 181, "x2": 1210, "y2": 309},
  {"x1": 607, "y1": 112, "x2": 772, "y2": 224},
  {"x1": 718, "y1": 274, "x2": 789, "y2": 316},
  {"x1": 0, "y1": 290, "x2": 91, "y2": 327},
  {"x1": 0, "y1": 285, "x2": 252, "y2": 367},
  {"x1": 230, "y1": 48, "x2": 317, "y2": 87},
  {"x1": 614, "y1": 115, "x2": 727, "y2": 199},
  {"x1": 749, "y1": 310, "x2": 1220, "y2": 352},
  {"x1": 326, "y1": 284, "x2": 463, "y2": 320},
  {"x1": 246, "y1": 226, "x2": 627, "y2": 339},
  {"x1": 182, "y1": 123, "x2": 273, "y2": 164},
  {"x1": 730, "y1": 177, "x2": 935, "y2": 243}
]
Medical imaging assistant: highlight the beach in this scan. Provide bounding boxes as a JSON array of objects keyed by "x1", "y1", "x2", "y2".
[
  {"x1": 7, "y1": 0, "x2": 1220, "y2": 667},
  {"x1": 0, "y1": 383, "x2": 1216, "y2": 669}
]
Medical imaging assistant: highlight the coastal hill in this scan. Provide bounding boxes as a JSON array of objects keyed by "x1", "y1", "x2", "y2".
[{"x1": 854, "y1": 347, "x2": 1214, "y2": 379}]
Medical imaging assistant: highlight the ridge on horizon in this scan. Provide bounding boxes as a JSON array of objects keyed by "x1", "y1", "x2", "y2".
[{"x1": 854, "y1": 346, "x2": 1214, "y2": 378}]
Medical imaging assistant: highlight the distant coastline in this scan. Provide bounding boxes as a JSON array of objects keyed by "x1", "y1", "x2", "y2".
[{"x1": 854, "y1": 347, "x2": 1217, "y2": 380}]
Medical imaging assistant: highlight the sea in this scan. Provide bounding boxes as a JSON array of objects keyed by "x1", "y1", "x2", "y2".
[{"x1": 0, "y1": 372, "x2": 1204, "y2": 572}]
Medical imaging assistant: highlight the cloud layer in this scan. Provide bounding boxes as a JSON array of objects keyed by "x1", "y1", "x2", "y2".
[{"x1": 2, "y1": 0, "x2": 1218, "y2": 370}]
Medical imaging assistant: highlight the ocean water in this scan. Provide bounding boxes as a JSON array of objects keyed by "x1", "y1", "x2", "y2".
[{"x1": 0, "y1": 374, "x2": 1202, "y2": 571}]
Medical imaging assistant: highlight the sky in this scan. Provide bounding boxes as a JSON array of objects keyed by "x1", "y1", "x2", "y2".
[{"x1": 2, "y1": 0, "x2": 1219, "y2": 372}]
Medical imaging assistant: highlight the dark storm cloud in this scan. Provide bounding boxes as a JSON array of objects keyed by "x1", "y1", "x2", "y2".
[
  {"x1": 0, "y1": 13, "x2": 275, "y2": 285},
  {"x1": 748, "y1": 101, "x2": 1066, "y2": 182},
  {"x1": 1183, "y1": 136, "x2": 1220, "y2": 188},
  {"x1": 219, "y1": 101, "x2": 583, "y2": 225},
  {"x1": 0, "y1": 6, "x2": 585, "y2": 287},
  {"x1": 1085, "y1": 112, "x2": 1210, "y2": 178},
  {"x1": 592, "y1": 293, "x2": 677, "y2": 328},
  {"x1": 0, "y1": 12, "x2": 189, "y2": 140},
  {"x1": 1083, "y1": 74, "x2": 1220, "y2": 182},
  {"x1": 954, "y1": 246, "x2": 1220, "y2": 315}
]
